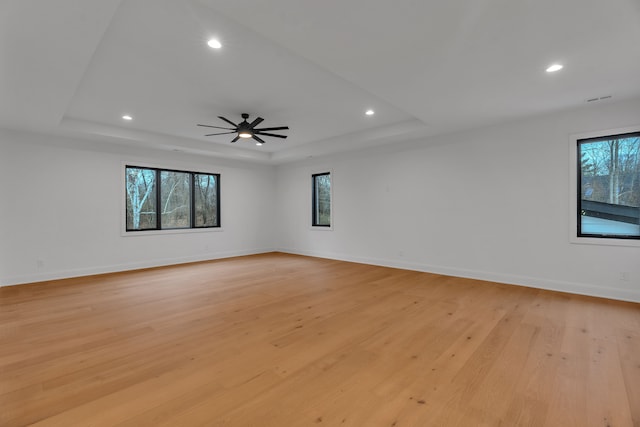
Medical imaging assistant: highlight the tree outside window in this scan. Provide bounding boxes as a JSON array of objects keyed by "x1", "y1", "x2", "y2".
[
  {"x1": 194, "y1": 174, "x2": 218, "y2": 227},
  {"x1": 578, "y1": 132, "x2": 640, "y2": 238},
  {"x1": 125, "y1": 166, "x2": 220, "y2": 231},
  {"x1": 126, "y1": 167, "x2": 157, "y2": 230},
  {"x1": 312, "y1": 172, "x2": 331, "y2": 227},
  {"x1": 160, "y1": 171, "x2": 191, "y2": 229}
]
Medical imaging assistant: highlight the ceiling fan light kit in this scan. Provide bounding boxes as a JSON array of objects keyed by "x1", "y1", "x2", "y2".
[{"x1": 198, "y1": 113, "x2": 289, "y2": 144}]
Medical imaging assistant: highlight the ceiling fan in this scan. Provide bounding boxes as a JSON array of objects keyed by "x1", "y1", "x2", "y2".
[{"x1": 198, "y1": 113, "x2": 289, "y2": 144}]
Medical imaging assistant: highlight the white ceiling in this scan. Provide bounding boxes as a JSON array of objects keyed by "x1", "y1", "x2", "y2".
[{"x1": 2, "y1": 0, "x2": 640, "y2": 164}]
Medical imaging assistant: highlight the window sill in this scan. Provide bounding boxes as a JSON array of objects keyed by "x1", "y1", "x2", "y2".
[
  {"x1": 569, "y1": 235, "x2": 640, "y2": 248},
  {"x1": 122, "y1": 227, "x2": 223, "y2": 237}
]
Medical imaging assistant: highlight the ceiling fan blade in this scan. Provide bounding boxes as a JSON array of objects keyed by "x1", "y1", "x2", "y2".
[
  {"x1": 254, "y1": 126, "x2": 289, "y2": 132},
  {"x1": 198, "y1": 124, "x2": 235, "y2": 130},
  {"x1": 252, "y1": 135, "x2": 266, "y2": 144},
  {"x1": 255, "y1": 131, "x2": 287, "y2": 138},
  {"x1": 218, "y1": 116, "x2": 239, "y2": 128},
  {"x1": 231, "y1": 135, "x2": 240, "y2": 143},
  {"x1": 205, "y1": 131, "x2": 236, "y2": 136},
  {"x1": 249, "y1": 117, "x2": 264, "y2": 128}
]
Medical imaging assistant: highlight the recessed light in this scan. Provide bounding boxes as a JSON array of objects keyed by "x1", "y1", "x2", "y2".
[
  {"x1": 546, "y1": 64, "x2": 563, "y2": 73},
  {"x1": 207, "y1": 38, "x2": 222, "y2": 49},
  {"x1": 122, "y1": 115, "x2": 133, "y2": 121},
  {"x1": 256, "y1": 142, "x2": 263, "y2": 146},
  {"x1": 365, "y1": 109, "x2": 375, "y2": 116}
]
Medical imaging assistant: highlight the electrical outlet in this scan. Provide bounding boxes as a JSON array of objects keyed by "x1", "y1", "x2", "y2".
[
  {"x1": 36, "y1": 258, "x2": 44, "y2": 269},
  {"x1": 620, "y1": 272, "x2": 630, "y2": 282}
]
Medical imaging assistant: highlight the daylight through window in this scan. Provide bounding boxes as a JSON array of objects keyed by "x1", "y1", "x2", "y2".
[
  {"x1": 312, "y1": 172, "x2": 331, "y2": 227},
  {"x1": 578, "y1": 132, "x2": 640, "y2": 239},
  {"x1": 126, "y1": 166, "x2": 220, "y2": 231}
]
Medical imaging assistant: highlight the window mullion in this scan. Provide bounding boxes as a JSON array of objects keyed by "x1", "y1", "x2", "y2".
[
  {"x1": 155, "y1": 169, "x2": 162, "y2": 230},
  {"x1": 190, "y1": 173, "x2": 195, "y2": 228}
]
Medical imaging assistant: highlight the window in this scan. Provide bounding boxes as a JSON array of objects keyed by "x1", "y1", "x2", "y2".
[
  {"x1": 160, "y1": 170, "x2": 191, "y2": 229},
  {"x1": 194, "y1": 173, "x2": 219, "y2": 227},
  {"x1": 312, "y1": 172, "x2": 331, "y2": 227},
  {"x1": 125, "y1": 166, "x2": 220, "y2": 231},
  {"x1": 577, "y1": 131, "x2": 640, "y2": 239}
]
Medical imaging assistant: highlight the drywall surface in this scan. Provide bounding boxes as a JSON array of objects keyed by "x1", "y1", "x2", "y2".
[
  {"x1": 2, "y1": 98, "x2": 639, "y2": 302},
  {"x1": 275, "y1": 98, "x2": 640, "y2": 302},
  {"x1": 0, "y1": 129, "x2": 276, "y2": 285}
]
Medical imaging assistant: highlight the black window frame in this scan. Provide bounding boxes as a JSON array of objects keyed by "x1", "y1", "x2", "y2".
[
  {"x1": 125, "y1": 165, "x2": 220, "y2": 232},
  {"x1": 312, "y1": 172, "x2": 331, "y2": 227},
  {"x1": 577, "y1": 131, "x2": 640, "y2": 240}
]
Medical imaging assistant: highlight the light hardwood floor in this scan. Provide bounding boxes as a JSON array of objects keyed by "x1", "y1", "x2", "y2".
[{"x1": 1, "y1": 253, "x2": 639, "y2": 426}]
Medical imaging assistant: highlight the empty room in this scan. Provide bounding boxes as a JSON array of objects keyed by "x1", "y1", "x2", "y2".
[{"x1": 1, "y1": 0, "x2": 640, "y2": 426}]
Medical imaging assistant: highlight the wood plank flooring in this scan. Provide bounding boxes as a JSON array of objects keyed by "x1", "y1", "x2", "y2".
[{"x1": 1, "y1": 252, "x2": 639, "y2": 426}]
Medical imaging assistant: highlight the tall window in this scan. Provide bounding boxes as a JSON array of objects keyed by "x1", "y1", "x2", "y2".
[
  {"x1": 194, "y1": 173, "x2": 219, "y2": 227},
  {"x1": 160, "y1": 170, "x2": 191, "y2": 229},
  {"x1": 312, "y1": 172, "x2": 331, "y2": 227},
  {"x1": 126, "y1": 166, "x2": 220, "y2": 231},
  {"x1": 577, "y1": 132, "x2": 640, "y2": 239}
]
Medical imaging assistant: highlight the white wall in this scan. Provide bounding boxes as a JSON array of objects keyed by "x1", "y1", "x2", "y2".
[
  {"x1": 0, "y1": 129, "x2": 276, "y2": 285},
  {"x1": 2, "y1": 99, "x2": 639, "y2": 302},
  {"x1": 275, "y1": 98, "x2": 640, "y2": 302}
]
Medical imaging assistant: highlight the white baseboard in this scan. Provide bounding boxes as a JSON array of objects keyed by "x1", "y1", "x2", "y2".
[
  {"x1": 4, "y1": 248, "x2": 638, "y2": 303},
  {"x1": 0, "y1": 248, "x2": 276, "y2": 287},
  {"x1": 277, "y1": 248, "x2": 640, "y2": 303}
]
